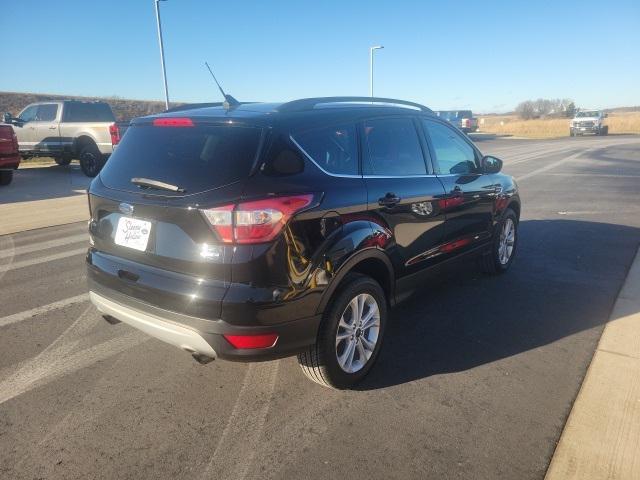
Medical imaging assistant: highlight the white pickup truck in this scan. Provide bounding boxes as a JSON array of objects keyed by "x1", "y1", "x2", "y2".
[
  {"x1": 3, "y1": 100, "x2": 126, "y2": 177},
  {"x1": 569, "y1": 110, "x2": 609, "y2": 136}
]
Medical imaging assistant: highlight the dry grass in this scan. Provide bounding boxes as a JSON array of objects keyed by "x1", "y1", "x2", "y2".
[{"x1": 479, "y1": 111, "x2": 640, "y2": 138}]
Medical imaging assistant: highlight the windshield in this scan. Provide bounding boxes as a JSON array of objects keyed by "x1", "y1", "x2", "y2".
[
  {"x1": 576, "y1": 111, "x2": 600, "y2": 118},
  {"x1": 100, "y1": 123, "x2": 262, "y2": 195}
]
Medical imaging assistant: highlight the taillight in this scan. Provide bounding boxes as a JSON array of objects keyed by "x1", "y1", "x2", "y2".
[
  {"x1": 201, "y1": 194, "x2": 314, "y2": 244},
  {"x1": 201, "y1": 204, "x2": 234, "y2": 243},
  {"x1": 109, "y1": 123, "x2": 120, "y2": 146},
  {"x1": 153, "y1": 117, "x2": 194, "y2": 127},
  {"x1": 224, "y1": 333, "x2": 279, "y2": 349}
]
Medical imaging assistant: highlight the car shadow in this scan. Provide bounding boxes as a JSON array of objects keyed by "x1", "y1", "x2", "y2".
[
  {"x1": 1, "y1": 163, "x2": 91, "y2": 204},
  {"x1": 357, "y1": 219, "x2": 640, "y2": 390}
]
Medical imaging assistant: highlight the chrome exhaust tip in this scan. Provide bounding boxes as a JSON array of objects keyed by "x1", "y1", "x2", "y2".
[
  {"x1": 102, "y1": 315, "x2": 121, "y2": 325},
  {"x1": 192, "y1": 353, "x2": 215, "y2": 365}
]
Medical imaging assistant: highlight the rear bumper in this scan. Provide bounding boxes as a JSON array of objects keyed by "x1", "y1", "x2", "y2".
[{"x1": 88, "y1": 281, "x2": 322, "y2": 362}]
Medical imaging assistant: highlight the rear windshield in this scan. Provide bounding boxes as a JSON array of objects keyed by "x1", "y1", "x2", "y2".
[
  {"x1": 437, "y1": 111, "x2": 473, "y2": 120},
  {"x1": 100, "y1": 123, "x2": 262, "y2": 194},
  {"x1": 437, "y1": 111, "x2": 456, "y2": 120},
  {"x1": 63, "y1": 102, "x2": 115, "y2": 122}
]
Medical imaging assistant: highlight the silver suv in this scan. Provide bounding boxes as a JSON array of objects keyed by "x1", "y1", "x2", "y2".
[{"x1": 3, "y1": 100, "x2": 123, "y2": 176}]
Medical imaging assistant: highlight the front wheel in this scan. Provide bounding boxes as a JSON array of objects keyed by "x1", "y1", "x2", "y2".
[
  {"x1": 79, "y1": 143, "x2": 104, "y2": 177},
  {"x1": 298, "y1": 274, "x2": 387, "y2": 389},
  {"x1": 481, "y1": 208, "x2": 518, "y2": 274}
]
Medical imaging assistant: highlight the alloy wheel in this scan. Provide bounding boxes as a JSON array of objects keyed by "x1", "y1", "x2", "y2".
[
  {"x1": 335, "y1": 293, "x2": 380, "y2": 373},
  {"x1": 498, "y1": 218, "x2": 516, "y2": 265}
]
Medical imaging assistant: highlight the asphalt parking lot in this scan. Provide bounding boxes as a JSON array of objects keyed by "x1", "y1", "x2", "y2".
[{"x1": 1, "y1": 134, "x2": 640, "y2": 480}]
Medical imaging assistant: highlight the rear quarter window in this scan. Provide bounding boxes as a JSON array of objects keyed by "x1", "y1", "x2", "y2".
[
  {"x1": 292, "y1": 123, "x2": 358, "y2": 176},
  {"x1": 63, "y1": 103, "x2": 115, "y2": 122}
]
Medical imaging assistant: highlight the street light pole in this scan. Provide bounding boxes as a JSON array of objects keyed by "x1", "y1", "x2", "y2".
[
  {"x1": 369, "y1": 45, "x2": 384, "y2": 97},
  {"x1": 154, "y1": 0, "x2": 170, "y2": 110}
]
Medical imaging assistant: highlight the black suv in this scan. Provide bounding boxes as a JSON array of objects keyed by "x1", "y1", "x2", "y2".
[{"x1": 87, "y1": 97, "x2": 520, "y2": 389}]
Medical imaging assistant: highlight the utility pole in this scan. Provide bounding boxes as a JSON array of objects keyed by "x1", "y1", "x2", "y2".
[{"x1": 369, "y1": 45, "x2": 384, "y2": 97}]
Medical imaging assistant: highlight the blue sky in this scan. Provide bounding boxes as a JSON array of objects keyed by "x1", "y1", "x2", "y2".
[{"x1": 1, "y1": 0, "x2": 638, "y2": 112}]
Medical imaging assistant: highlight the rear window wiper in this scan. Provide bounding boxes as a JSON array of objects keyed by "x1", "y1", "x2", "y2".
[{"x1": 131, "y1": 177, "x2": 185, "y2": 193}]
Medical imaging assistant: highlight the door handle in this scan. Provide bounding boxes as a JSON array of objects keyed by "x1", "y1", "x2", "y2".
[
  {"x1": 378, "y1": 193, "x2": 401, "y2": 207},
  {"x1": 48, "y1": 126, "x2": 57, "y2": 130}
]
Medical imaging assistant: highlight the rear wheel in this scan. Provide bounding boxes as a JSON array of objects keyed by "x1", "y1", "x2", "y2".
[
  {"x1": 481, "y1": 208, "x2": 518, "y2": 275},
  {"x1": 0, "y1": 170, "x2": 14, "y2": 186},
  {"x1": 298, "y1": 274, "x2": 387, "y2": 389},
  {"x1": 79, "y1": 142, "x2": 104, "y2": 177}
]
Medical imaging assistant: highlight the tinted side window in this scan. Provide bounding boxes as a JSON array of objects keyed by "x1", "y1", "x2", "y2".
[
  {"x1": 363, "y1": 117, "x2": 426, "y2": 176},
  {"x1": 35, "y1": 104, "x2": 58, "y2": 122},
  {"x1": 18, "y1": 106, "x2": 38, "y2": 122},
  {"x1": 423, "y1": 120, "x2": 477, "y2": 174},
  {"x1": 292, "y1": 124, "x2": 358, "y2": 175},
  {"x1": 63, "y1": 103, "x2": 115, "y2": 122}
]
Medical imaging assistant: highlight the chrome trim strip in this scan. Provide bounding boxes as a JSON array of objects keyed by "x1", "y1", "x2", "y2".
[
  {"x1": 289, "y1": 135, "x2": 472, "y2": 179},
  {"x1": 289, "y1": 135, "x2": 362, "y2": 178}
]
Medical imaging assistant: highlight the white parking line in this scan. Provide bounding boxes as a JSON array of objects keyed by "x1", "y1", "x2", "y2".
[
  {"x1": 0, "y1": 293, "x2": 90, "y2": 328},
  {"x1": 0, "y1": 247, "x2": 86, "y2": 272},
  {"x1": 0, "y1": 233, "x2": 87, "y2": 259}
]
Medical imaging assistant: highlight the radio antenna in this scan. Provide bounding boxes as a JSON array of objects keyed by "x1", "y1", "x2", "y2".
[{"x1": 205, "y1": 62, "x2": 240, "y2": 110}]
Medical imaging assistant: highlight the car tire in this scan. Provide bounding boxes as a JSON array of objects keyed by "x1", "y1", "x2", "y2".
[
  {"x1": 0, "y1": 170, "x2": 14, "y2": 186},
  {"x1": 79, "y1": 143, "x2": 104, "y2": 177},
  {"x1": 54, "y1": 156, "x2": 72, "y2": 166},
  {"x1": 297, "y1": 273, "x2": 387, "y2": 389},
  {"x1": 481, "y1": 208, "x2": 518, "y2": 275},
  {"x1": 603, "y1": 126, "x2": 609, "y2": 135}
]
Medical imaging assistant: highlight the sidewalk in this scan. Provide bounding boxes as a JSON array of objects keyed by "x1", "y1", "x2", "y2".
[
  {"x1": 0, "y1": 164, "x2": 90, "y2": 235},
  {"x1": 0, "y1": 195, "x2": 88, "y2": 235},
  {"x1": 546, "y1": 247, "x2": 640, "y2": 479}
]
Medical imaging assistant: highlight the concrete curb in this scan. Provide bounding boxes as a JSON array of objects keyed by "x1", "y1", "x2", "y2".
[{"x1": 545, "y1": 246, "x2": 640, "y2": 480}]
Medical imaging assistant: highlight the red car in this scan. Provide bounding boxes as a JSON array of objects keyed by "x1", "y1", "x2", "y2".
[{"x1": 0, "y1": 123, "x2": 20, "y2": 185}]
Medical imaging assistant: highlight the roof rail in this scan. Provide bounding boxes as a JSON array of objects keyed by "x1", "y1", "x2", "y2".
[{"x1": 276, "y1": 96, "x2": 432, "y2": 113}]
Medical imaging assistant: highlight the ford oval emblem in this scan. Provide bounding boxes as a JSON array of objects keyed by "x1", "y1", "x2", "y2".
[{"x1": 119, "y1": 203, "x2": 134, "y2": 215}]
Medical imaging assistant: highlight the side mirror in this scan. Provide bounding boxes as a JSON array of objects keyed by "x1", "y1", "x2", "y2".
[
  {"x1": 2, "y1": 112, "x2": 12, "y2": 124},
  {"x1": 604, "y1": 113, "x2": 609, "y2": 118},
  {"x1": 481, "y1": 155, "x2": 502, "y2": 174}
]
